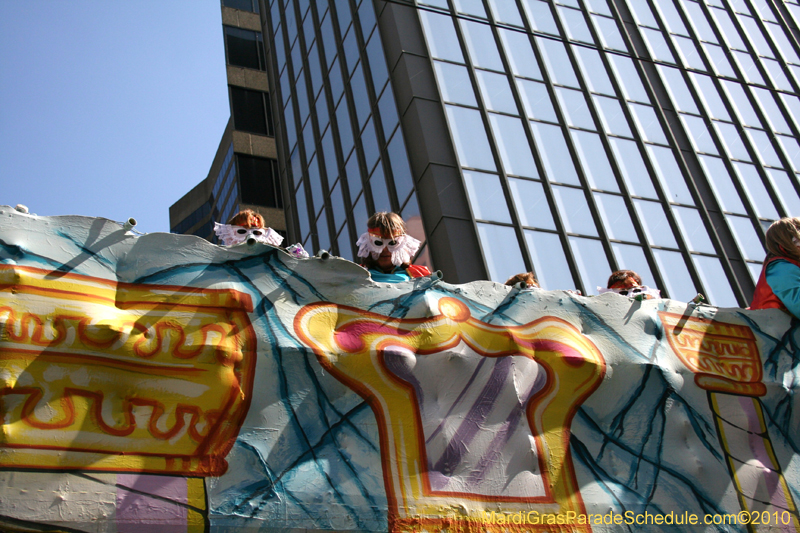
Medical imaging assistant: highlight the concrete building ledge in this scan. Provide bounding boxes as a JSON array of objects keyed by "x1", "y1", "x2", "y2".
[
  {"x1": 221, "y1": 7, "x2": 261, "y2": 31},
  {"x1": 232, "y1": 131, "x2": 278, "y2": 159},
  {"x1": 226, "y1": 66, "x2": 270, "y2": 92}
]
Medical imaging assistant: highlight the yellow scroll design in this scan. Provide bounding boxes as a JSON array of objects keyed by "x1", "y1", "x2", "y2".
[
  {"x1": 295, "y1": 297, "x2": 605, "y2": 532},
  {"x1": 0, "y1": 264, "x2": 256, "y2": 476}
]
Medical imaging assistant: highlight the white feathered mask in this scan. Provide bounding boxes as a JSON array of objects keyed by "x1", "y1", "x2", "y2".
[
  {"x1": 214, "y1": 222, "x2": 284, "y2": 247},
  {"x1": 356, "y1": 228, "x2": 420, "y2": 266}
]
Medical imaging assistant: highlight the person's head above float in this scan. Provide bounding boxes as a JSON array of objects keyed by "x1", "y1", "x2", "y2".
[
  {"x1": 765, "y1": 217, "x2": 800, "y2": 262},
  {"x1": 606, "y1": 269, "x2": 642, "y2": 290},
  {"x1": 213, "y1": 209, "x2": 284, "y2": 247},
  {"x1": 601, "y1": 269, "x2": 660, "y2": 299},
  {"x1": 357, "y1": 211, "x2": 421, "y2": 273},
  {"x1": 505, "y1": 271, "x2": 539, "y2": 289},
  {"x1": 228, "y1": 209, "x2": 264, "y2": 228}
]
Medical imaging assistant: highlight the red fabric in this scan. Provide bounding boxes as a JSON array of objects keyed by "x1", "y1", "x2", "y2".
[
  {"x1": 406, "y1": 265, "x2": 432, "y2": 278},
  {"x1": 750, "y1": 255, "x2": 800, "y2": 310}
]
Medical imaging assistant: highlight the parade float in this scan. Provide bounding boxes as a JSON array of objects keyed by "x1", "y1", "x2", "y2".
[{"x1": 0, "y1": 206, "x2": 797, "y2": 532}]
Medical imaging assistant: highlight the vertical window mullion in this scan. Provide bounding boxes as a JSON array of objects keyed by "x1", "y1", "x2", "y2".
[
  {"x1": 547, "y1": 11, "x2": 624, "y2": 281},
  {"x1": 479, "y1": 0, "x2": 542, "y2": 278},
  {"x1": 290, "y1": 0, "x2": 332, "y2": 252},
  {"x1": 444, "y1": 1, "x2": 530, "y2": 281},
  {"x1": 509, "y1": 0, "x2": 595, "y2": 293},
  {"x1": 649, "y1": 0, "x2": 767, "y2": 248},
  {"x1": 347, "y1": 0, "x2": 398, "y2": 212},
  {"x1": 694, "y1": 0, "x2": 798, "y2": 226},
  {"x1": 266, "y1": 0, "x2": 308, "y2": 243},
  {"x1": 667, "y1": 0, "x2": 787, "y2": 226},
  {"x1": 330, "y1": 0, "x2": 375, "y2": 217},
  {"x1": 568, "y1": 0, "x2": 673, "y2": 296},
  {"x1": 609, "y1": 0, "x2": 720, "y2": 302}
]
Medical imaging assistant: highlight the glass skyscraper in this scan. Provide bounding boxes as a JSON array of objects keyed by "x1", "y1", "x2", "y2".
[{"x1": 231, "y1": 0, "x2": 800, "y2": 307}]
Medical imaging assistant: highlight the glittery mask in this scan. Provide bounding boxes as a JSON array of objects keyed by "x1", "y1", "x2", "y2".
[
  {"x1": 356, "y1": 228, "x2": 421, "y2": 267},
  {"x1": 214, "y1": 222, "x2": 284, "y2": 247}
]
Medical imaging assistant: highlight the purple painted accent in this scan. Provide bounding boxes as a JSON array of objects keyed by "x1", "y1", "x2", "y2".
[
  {"x1": 738, "y1": 396, "x2": 763, "y2": 434},
  {"x1": 425, "y1": 357, "x2": 487, "y2": 445},
  {"x1": 430, "y1": 357, "x2": 514, "y2": 485},
  {"x1": 115, "y1": 474, "x2": 188, "y2": 533},
  {"x1": 383, "y1": 346, "x2": 425, "y2": 409},
  {"x1": 467, "y1": 368, "x2": 545, "y2": 485},
  {"x1": 116, "y1": 474, "x2": 189, "y2": 503},
  {"x1": 732, "y1": 398, "x2": 792, "y2": 514}
]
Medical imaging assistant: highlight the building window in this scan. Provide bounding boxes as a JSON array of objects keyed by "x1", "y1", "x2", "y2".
[
  {"x1": 238, "y1": 155, "x2": 283, "y2": 209},
  {"x1": 222, "y1": 0, "x2": 259, "y2": 14},
  {"x1": 230, "y1": 86, "x2": 274, "y2": 136},
  {"x1": 172, "y1": 200, "x2": 212, "y2": 235},
  {"x1": 224, "y1": 26, "x2": 265, "y2": 70}
]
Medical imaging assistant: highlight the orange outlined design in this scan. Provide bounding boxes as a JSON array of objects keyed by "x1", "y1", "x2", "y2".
[
  {"x1": 294, "y1": 297, "x2": 605, "y2": 532},
  {"x1": 660, "y1": 312, "x2": 799, "y2": 530},
  {"x1": 0, "y1": 264, "x2": 256, "y2": 476},
  {"x1": 659, "y1": 312, "x2": 764, "y2": 396}
]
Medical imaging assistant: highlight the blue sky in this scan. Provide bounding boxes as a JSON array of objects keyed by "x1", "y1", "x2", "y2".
[{"x1": 0, "y1": 2, "x2": 231, "y2": 234}]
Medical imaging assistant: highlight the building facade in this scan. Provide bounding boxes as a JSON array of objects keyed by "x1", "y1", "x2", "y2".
[
  {"x1": 195, "y1": 0, "x2": 800, "y2": 308},
  {"x1": 170, "y1": 0, "x2": 285, "y2": 242}
]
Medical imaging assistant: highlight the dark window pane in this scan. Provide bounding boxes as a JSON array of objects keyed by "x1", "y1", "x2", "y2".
[
  {"x1": 345, "y1": 150, "x2": 362, "y2": 200},
  {"x1": 343, "y1": 25, "x2": 360, "y2": 75},
  {"x1": 308, "y1": 43, "x2": 324, "y2": 98},
  {"x1": 321, "y1": 127, "x2": 339, "y2": 183},
  {"x1": 593, "y1": 192, "x2": 637, "y2": 242},
  {"x1": 633, "y1": 199, "x2": 678, "y2": 248},
  {"x1": 489, "y1": 114, "x2": 537, "y2": 178},
  {"x1": 320, "y1": 12, "x2": 337, "y2": 69},
  {"x1": 352, "y1": 192, "x2": 369, "y2": 234},
  {"x1": 477, "y1": 223, "x2": 527, "y2": 283},
  {"x1": 435, "y1": 62, "x2": 478, "y2": 106},
  {"x1": 238, "y1": 156, "x2": 283, "y2": 208},
  {"x1": 334, "y1": 0, "x2": 352, "y2": 34},
  {"x1": 461, "y1": 19, "x2": 504, "y2": 71},
  {"x1": 524, "y1": 230, "x2": 573, "y2": 290},
  {"x1": 609, "y1": 138, "x2": 658, "y2": 199},
  {"x1": 224, "y1": 26, "x2": 265, "y2": 70},
  {"x1": 692, "y1": 255, "x2": 737, "y2": 307},
  {"x1": 273, "y1": 23, "x2": 286, "y2": 73},
  {"x1": 499, "y1": 29, "x2": 542, "y2": 80},
  {"x1": 463, "y1": 170, "x2": 512, "y2": 223},
  {"x1": 361, "y1": 117, "x2": 380, "y2": 174},
  {"x1": 336, "y1": 99, "x2": 354, "y2": 159},
  {"x1": 230, "y1": 86, "x2": 268, "y2": 135},
  {"x1": 329, "y1": 57, "x2": 345, "y2": 106},
  {"x1": 611, "y1": 244, "x2": 654, "y2": 288},
  {"x1": 378, "y1": 85, "x2": 399, "y2": 139},
  {"x1": 510, "y1": 178, "x2": 556, "y2": 230},
  {"x1": 419, "y1": 11, "x2": 464, "y2": 63},
  {"x1": 296, "y1": 181, "x2": 310, "y2": 240},
  {"x1": 223, "y1": 0, "x2": 259, "y2": 14},
  {"x1": 351, "y1": 63, "x2": 372, "y2": 130},
  {"x1": 330, "y1": 179, "x2": 346, "y2": 229},
  {"x1": 366, "y1": 33, "x2": 389, "y2": 93},
  {"x1": 316, "y1": 209, "x2": 331, "y2": 252},
  {"x1": 522, "y1": 0, "x2": 559, "y2": 35},
  {"x1": 569, "y1": 236, "x2": 610, "y2": 294},
  {"x1": 388, "y1": 131, "x2": 414, "y2": 204},
  {"x1": 652, "y1": 249, "x2": 696, "y2": 301},
  {"x1": 308, "y1": 155, "x2": 324, "y2": 213},
  {"x1": 337, "y1": 221, "x2": 353, "y2": 260},
  {"x1": 369, "y1": 163, "x2": 392, "y2": 212},
  {"x1": 552, "y1": 185, "x2": 598, "y2": 236},
  {"x1": 358, "y1": 0, "x2": 377, "y2": 40}
]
